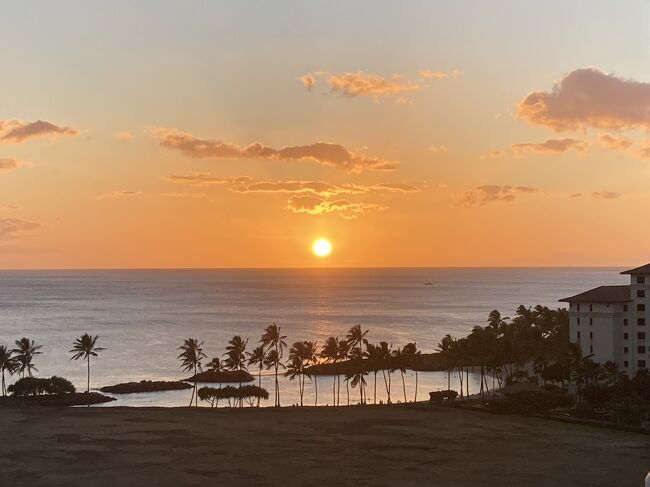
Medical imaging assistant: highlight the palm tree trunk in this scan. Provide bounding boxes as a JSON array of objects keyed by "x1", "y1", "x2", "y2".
[
  {"x1": 466, "y1": 367, "x2": 469, "y2": 398},
  {"x1": 189, "y1": 364, "x2": 197, "y2": 407},
  {"x1": 332, "y1": 374, "x2": 336, "y2": 406},
  {"x1": 87, "y1": 356, "x2": 91, "y2": 407},
  {"x1": 314, "y1": 376, "x2": 318, "y2": 407},
  {"x1": 414, "y1": 370, "x2": 418, "y2": 402},
  {"x1": 374, "y1": 371, "x2": 377, "y2": 404},
  {"x1": 337, "y1": 373, "x2": 341, "y2": 406},
  {"x1": 1, "y1": 369, "x2": 5, "y2": 396},
  {"x1": 258, "y1": 366, "x2": 262, "y2": 407},
  {"x1": 447, "y1": 368, "x2": 451, "y2": 390},
  {"x1": 401, "y1": 370, "x2": 406, "y2": 403},
  {"x1": 346, "y1": 379, "x2": 350, "y2": 405}
]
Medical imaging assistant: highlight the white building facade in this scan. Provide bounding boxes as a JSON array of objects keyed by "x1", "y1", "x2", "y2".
[{"x1": 561, "y1": 264, "x2": 649, "y2": 376}]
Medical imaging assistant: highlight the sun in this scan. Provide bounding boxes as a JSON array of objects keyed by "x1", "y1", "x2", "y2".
[{"x1": 312, "y1": 238, "x2": 332, "y2": 258}]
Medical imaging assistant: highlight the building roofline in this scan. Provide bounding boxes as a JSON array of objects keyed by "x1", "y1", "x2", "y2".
[
  {"x1": 621, "y1": 263, "x2": 650, "y2": 275},
  {"x1": 559, "y1": 285, "x2": 631, "y2": 303}
]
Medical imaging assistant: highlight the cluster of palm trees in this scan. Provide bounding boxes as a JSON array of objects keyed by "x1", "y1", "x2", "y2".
[
  {"x1": 179, "y1": 323, "x2": 422, "y2": 408},
  {"x1": 435, "y1": 305, "x2": 571, "y2": 399},
  {"x1": 1, "y1": 334, "x2": 104, "y2": 402}
]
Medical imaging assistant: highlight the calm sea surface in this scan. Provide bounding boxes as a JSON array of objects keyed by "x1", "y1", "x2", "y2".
[{"x1": 0, "y1": 267, "x2": 627, "y2": 407}]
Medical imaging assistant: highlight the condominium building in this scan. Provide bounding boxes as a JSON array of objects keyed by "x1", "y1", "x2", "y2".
[{"x1": 560, "y1": 264, "x2": 649, "y2": 376}]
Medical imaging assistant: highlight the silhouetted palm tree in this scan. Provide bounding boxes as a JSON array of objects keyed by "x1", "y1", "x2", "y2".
[
  {"x1": 376, "y1": 341, "x2": 393, "y2": 403},
  {"x1": 363, "y1": 341, "x2": 382, "y2": 404},
  {"x1": 403, "y1": 342, "x2": 420, "y2": 402},
  {"x1": 69, "y1": 334, "x2": 105, "y2": 406},
  {"x1": 178, "y1": 338, "x2": 206, "y2": 407},
  {"x1": 12, "y1": 337, "x2": 42, "y2": 378},
  {"x1": 263, "y1": 349, "x2": 285, "y2": 405},
  {"x1": 225, "y1": 335, "x2": 248, "y2": 407},
  {"x1": 320, "y1": 337, "x2": 340, "y2": 406},
  {"x1": 247, "y1": 345, "x2": 267, "y2": 406},
  {"x1": 337, "y1": 339, "x2": 350, "y2": 406},
  {"x1": 261, "y1": 323, "x2": 287, "y2": 406},
  {"x1": 392, "y1": 347, "x2": 408, "y2": 403},
  {"x1": 0, "y1": 345, "x2": 18, "y2": 396},
  {"x1": 303, "y1": 340, "x2": 319, "y2": 406},
  {"x1": 436, "y1": 334, "x2": 454, "y2": 391},
  {"x1": 346, "y1": 324, "x2": 368, "y2": 404},
  {"x1": 286, "y1": 355, "x2": 306, "y2": 406}
]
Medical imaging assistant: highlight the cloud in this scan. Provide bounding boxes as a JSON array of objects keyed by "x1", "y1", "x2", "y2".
[
  {"x1": 454, "y1": 185, "x2": 539, "y2": 208},
  {"x1": 300, "y1": 73, "x2": 316, "y2": 91},
  {"x1": 570, "y1": 193, "x2": 582, "y2": 198},
  {"x1": 325, "y1": 72, "x2": 419, "y2": 98},
  {"x1": 166, "y1": 174, "x2": 418, "y2": 218},
  {"x1": 167, "y1": 174, "x2": 419, "y2": 198},
  {"x1": 0, "y1": 218, "x2": 39, "y2": 241},
  {"x1": 511, "y1": 138, "x2": 588, "y2": 154},
  {"x1": 286, "y1": 194, "x2": 386, "y2": 219},
  {"x1": 597, "y1": 133, "x2": 634, "y2": 150},
  {"x1": 419, "y1": 69, "x2": 462, "y2": 81},
  {"x1": 115, "y1": 131, "x2": 135, "y2": 141},
  {"x1": 152, "y1": 128, "x2": 397, "y2": 172},
  {"x1": 592, "y1": 191, "x2": 620, "y2": 200},
  {"x1": 94, "y1": 191, "x2": 142, "y2": 200},
  {"x1": 517, "y1": 68, "x2": 650, "y2": 132},
  {"x1": 162, "y1": 192, "x2": 207, "y2": 198},
  {"x1": 429, "y1": 144, "x2": 449, "y2": 153},
  {"x1": 0, "y1": 120, "x2": 79, "y2": 144},
  {"x1": 0, "y1": 158, "x2": 20, "y2": 172},
  {"x1": 481, "y1": 150, "x2": 504, "y2": 160}
]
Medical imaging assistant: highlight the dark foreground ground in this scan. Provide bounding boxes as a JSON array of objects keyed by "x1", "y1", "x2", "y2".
[{"x1": 0, "y1": 404, "x2": 648, "y2": 487}]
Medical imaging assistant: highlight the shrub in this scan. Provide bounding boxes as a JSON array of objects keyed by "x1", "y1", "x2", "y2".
[
  {"x1": 8, "y1": 376, "x2": 76, "y2": 396},
  {"x1": 486, "y1": 389, "x2": 573, "y2": 415}
]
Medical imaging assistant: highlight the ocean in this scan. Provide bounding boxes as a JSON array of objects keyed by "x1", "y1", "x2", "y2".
[{"x1": 0, "y1": 267, "x2": 627, "y2": 407}]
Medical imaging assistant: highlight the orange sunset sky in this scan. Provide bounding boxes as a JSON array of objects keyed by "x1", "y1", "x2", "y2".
[{"x1": 2, "y1": 1, "x2": 650, "y2": 269}]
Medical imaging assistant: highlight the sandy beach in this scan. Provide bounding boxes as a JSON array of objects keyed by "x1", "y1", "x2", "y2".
[{"x1": 1, "y1": 405, "x2": 648, "y2": 487}]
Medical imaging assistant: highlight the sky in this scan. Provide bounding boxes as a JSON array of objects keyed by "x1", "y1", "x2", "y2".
[{"x1": 2, "y1": 0, "x2": 650, "y2": 269}]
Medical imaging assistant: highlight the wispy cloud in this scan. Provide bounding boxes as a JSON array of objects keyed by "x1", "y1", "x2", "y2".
[
  {"x1": 94, "y1": 191, "x2": 142, "y2": 200},
  {"x1": 151, "y1": 128, "x2": 397, "y2": 172},
  {"x1": 166, "y1": 174, "x2": 419, "y2": 218},
  {"x1": 480, "y1": 150, "x2": 504, "y2": 160},
  {"x1": 454, "y1": 185, "x2": 539, "y2": 208},
  {"x1": 0, "y1": 158, "x2": 20, "y2": 172},
  {"x1": 0, "y1": 218, "x2": 39, "y2": 241},
  {"x1": 592, "y1": 191, "x2": 620, "y2": 200},
  {"x1": 0, "y1": 120, "x2": 79, "y2": 144},
  {"x1": 162, "y1": 192, "x2": 207, "y2": 199},
  {"x1": 511, "y1": 138, "x2": 588, "y2": 154},
  {"x1": 419, "y1": 69, "x2": 462, "y2": 81},
  {"x1": 517, "y1": 68, "x2": 650, "y2": 132},
  {"x1": 115, "y1": 131, "x2": 135, "y2": 141},
  {"x1": 286, "y1": 194, "x2": 386, "y2": 219}
]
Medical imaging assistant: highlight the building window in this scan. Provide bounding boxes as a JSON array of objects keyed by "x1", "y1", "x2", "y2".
[
  {"x1": 624, "y1": 319, "x2": 629, "y2": 326},
  {"x1": 638, "y1": 332, "x2": 646, "y2": 340},
  {"x1": 638, "y1": 346, "x2": 646, "y2": 354},
  {"x1": 589, "y1": 345, "x2": 593, "y2": 353},
  {"x1": 577, "y1": 304, "x2": 581, "y2": 311},
  {"x1": 623, "y1": 361, "x2": 629, "y2": 368},
  {"x1": 577, "y1": 317, "x2": 581, "y2": 325},
  {"x1": 639, "y1": 318, "x2": 646, "y2": 326},
  {"x1": 577, "y1": 331, "x2": 581, "y2": 340},
  {"x1": 624, "y1": 333, "x2": 629, "y2": 340},
  {"x1": 624, "y1": 347, "x2": 629, "y2": 354},
  {"x1": 589, "y1": 331, "x2": 593, "y2": 339},
  {"x1": 589, "y1": 318, "x2": 593, "y2": 326},
  {"x1": 638, "y1": 290, "x2": 646, "y2": 298},
  {"x1": 624, "y1": 305, "x2": 629, "y2": 312},
  {"x1": 639, "y1": 360, "x2": 647, "y2": 369},
  {"x1": 589, "y1": 304, "x2": 593, "y2": 312},
  {"x1": 638, "y1": 276, "x2": 646, "y2": 284},
  {"x1": 637, "y1": 304, "x2": 645, "y2": 312}
]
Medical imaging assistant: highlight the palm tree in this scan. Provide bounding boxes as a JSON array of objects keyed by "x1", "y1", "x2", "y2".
[
  {"x1": 286, "y1": 356, "x2": 306, "y2": 406},
  {"x1": 260, "y1": 323, "x2": 287, "y2": 407},
  {"x1": 346, "y1": 324, "x2": 368, "y2": 404},
  {"x1": 247, "y1": 345, "x2": 267, "y2": 406},
  {"x1": 302, "y1": 340, "x2": 319, "y2": 406},
  {"x1": 376, "y1": 341, "x2": 393, "y2": 403},
  {"x1": 337, "y1": 339, "x2": 350, "y2": 406},
  {"x1": 178, "y1": 338, "x2": 206, "y2": 407},
  {"x1": 69, "y1": 334, "x2": 105, "y2": 406},
  {"x1": 225, "y1": 335, "x2": 248, "y2": 407},
  {"x1": 263, "y1": 349, "x2": 285, "y2": 405},
  {"x1": 403, "y1": 342, "x2": 420, "y2": 402},
  {"x1": 12, "y1": 337, "x2": 42, "y2": 378},
  {"x1": 436, "y1": 334, "x2": 454, "y2": 390},
  {"x1": 392, "y1": 347, "x2": 408, "y2": 403},
  {"x1": 320, "y1": 337, "x2": 340, "y2": 406},
  {"x1": 0, "y1": 345, "x2": 18, "y2": 396},
  {"x1": 363, "y1": 341, "x2": 384, "y2": 404}
]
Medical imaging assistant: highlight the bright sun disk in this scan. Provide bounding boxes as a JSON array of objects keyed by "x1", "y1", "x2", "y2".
[{"x1": 312, "y1": 238, "x2": 332, "y2": 257}]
